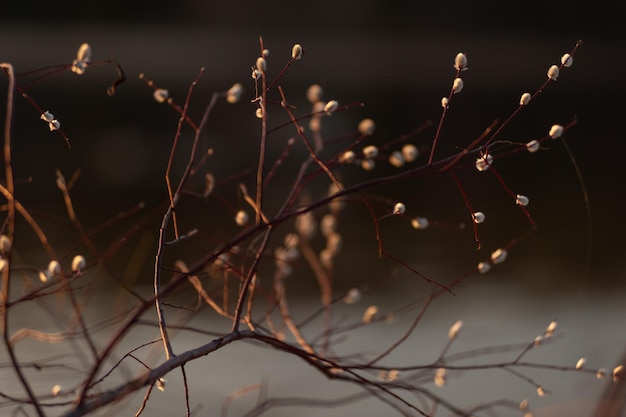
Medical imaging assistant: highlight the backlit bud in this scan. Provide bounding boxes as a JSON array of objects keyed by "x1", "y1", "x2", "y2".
[
  {"x1": 362, "y1": 305, "x2": 378, "y2": 324},
  {"x1": 320, "y1": 248, "x2": 334, "y2": 269},
  {"x1": 411, "y1": 217, "x2": 429, "y2": 229},
  {"x1": 157, "y1": 377, "x2": 167, "y2": 392},
  {"x1": 358, "y1": 118, "x2": 376, "y2": 135},
  {"x1": 448, "y1": 320, "x2": 463, "y2": 339},
  {"x1": 76, "y1": 43, "x2": 92, "y2": 63},
  {"x1": 362, "y1": 145, "x2": 378, "y2": 159},
  {"x1": 454, "y1": 52, "x2": 468, "y2": 71},
  {"x1": 536, "y1": 386, "x2": 546, "y2": 397},
  {"x1": 561, "y1": 53, "x2": 573, "y2": 68},
  {"x1": 41, "y1": 111, "x2": 55, "y2": 122},
  {"x1": 490, "y1": 248, "x2": 507, "y2": 264},
  {"x1": 307, "y1": 84, "x2": 323, "y2": 103},
  {"x1": 324, "y1": 100, "x2": 339, "y2": 114},
  {"x1": 472, "y1": 211, "x2": 485, "y2": 224},
  {"x1": 575, "y1": 358, "x2": 586, "y2": 369},
  {"x1": 326, "y1": 232, "x2": 342, "y2": 255},
  {"x1": 452, "y1": 78, "x2": 463, "y2": 93},
  {"x1": 613, "y1": 365, "x2": 624, "y2": 383},
  {"x1": 526, "y1": 140, "x2": 540, "y2": 153},
  {"x1": 52, "y1": 385, "x2": 62, "y2": 396},
  {"x1": 295, "y1": 212, "x2": 316, "y2": 241},
  {"x1": 402, "y1": 144, "x2": 418, "y2": 162},
  {"x1": 545, "y1": 320, "x2": 557, "y2": 336},
  {"x1": 71, "y1": 255, "x2": 86, "y2": 272},
  {"x1": 344, "y1": 288, "x2": 362, "y2": 304},
  {"x1": 441, "y1": 97, "x2": 449, "y2": 108},
  {"x1": 235, "y1": 210, "x2": 249, "y2": 226},
  {"x1": 340, "y1": 150, "x2": 356, "y2": 163},
  {"x1": 153, "y1": 89, "x2": 169, "y2": 103},
  {"x1": 321, "y1": 214, "x2": 337, "y2": 237},
  {"x1": 516, "y1": 194, "x2": 529, "y2": 206},
  {"x1": 47, "y1": 260, "x2": 61, "y2": 276},
  {"x1": 393, "y1": 202, "x2": 406, "y2": 215},
  {"x1": 291, "y1": 44, "x2": 303, "y2": 60},
  {"x1": 361, "y1": 159, "x2": 375, "y2": 171},
  {"x1": 549, "y1": 124, "x2": 563, "y2": 139},
  {"x1": 597, "y1": 368, "x2": 608, "y2": 379},
  {"x1": 520, "y1": 92, "x2": 531, "y2": 106},
  {"x1": 547, "y1": 65, "x2": 559, "y2": 81},
  {"x1": 475, "y1": 153, "x2": 493, "y2": 171},
  {"x1": 434, "y1": 368, "x2": 447, "y2": 387},
  {"x1": 255, "y1": 108, "x2": 263, "y2": 119},
  {"x1": 389, "y1": 151, "x2": 405, "y2": 167},
  {"x1": 284, "y1": 233, "x2": 300, "y2": 248},
  {"x1": 0, "y1": 235, "x2": 11, "y2": 254},
  {"x1": 226, "y1": 83, "x2": 243, "y2": 104},
  {"x1": 49, "y1": 120, "x2": 61, "y2": 131},
  {"x1": 256, "y1": 57, "x2": 267, "y2": 72},
  {"x1": 477, "y1": 261, "x2": 491, "y2": 274}
]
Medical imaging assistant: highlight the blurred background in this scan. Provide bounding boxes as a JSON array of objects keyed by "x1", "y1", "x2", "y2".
[{"x1": 1, "y1": 2, "x2": 626, "y2": 416}]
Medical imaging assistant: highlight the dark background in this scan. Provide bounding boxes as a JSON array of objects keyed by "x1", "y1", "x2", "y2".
[{"x1": 0, "y1": 1, "x2": 624, "y2": 290}]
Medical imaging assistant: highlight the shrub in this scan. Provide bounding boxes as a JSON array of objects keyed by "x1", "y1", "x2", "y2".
[{"x1": 1, "y1": 38, "x2": 621, "y2": 417}]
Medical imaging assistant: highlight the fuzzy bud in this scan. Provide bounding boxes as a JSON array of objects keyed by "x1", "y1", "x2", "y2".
[
  {"x1": 291, "y1": 44, "x2": 303, "y2": 60},
  {"x1": 358, "y1": 118, "x2": 376, "y2": 136},
  {"x1": 477, "y1": 261, "x2": 491, "y2": 274},
  {"x1": 448, "y1": 320, "x2": 463, "y2": 339},
  {"x1": 434, "y1": 368, "x2": 447, "y2": 387},
  {"x1": 306, "y1": 84, "x2": 323, "y2": 103},
  {"x1": 561, "y1": 53, "x2": 573, "y2": 68},
  {"x1": 393, "y1": 202, "x2": 406, "y2": 215},
  {"x1": 362, "y1": 305, "x2": 378, "y2": 324},
  {"x1": 520, "y1": 92, "x2": 531, "y2": 106},
  {"x1": 389, "y1": 151, "x2": 405, "y2": 167},
  {"x1": 361, "y1": 159, "x2": 375, "y2": 171},
  {"x1": 340, "y1": 150, "x2": 356, "y2": 163},
  {"x1": 0, "y1": 235, "x2": 11, "y2": 254},
  {"x1": 256, "y1": 57, "x2": 267, "y2": 72},
  {"x1": 454, "y1": 52, "x2": 468, "y2": 71},
  {"x1": 472, "y1": 211, "x2": 485, "y2": 224},
  {"x1": 411, "y1": 217, "x2": 429, "y2": 229},
  {"x1": 490, "y1": 248, "x2": 508, "y2": 264},
  {"x1": 153, "y1": 89, "x2": 169, "y2": 103},
  {"x1": 321, "y1": 214, "x2": 337, "y2": 237},
  {"x1": 516, "y1": 194, "x2": 529, "y2": 206},
  {"x1": 549, "y1": 124, "x2": 563, "y2": 139},
  {"x1": 323, "y1": 100, "x2": 339, "y2": 114},
  {"x1": 235, "y1": 210, "x2": 249, "y2": 226},
  {"x1": 41, "y1": 111, "x2": 55, "y2": 122},
  {"x1": 452, "y1": 78, "x2": 463, "y2": 94},
  {"x1": 71, "y1": 255, "x2": 86, "y2": 272},
  {"x1": 362, "y1": 145, "x2": 379, "y2": 159},
  {"x1": 441, "y1": 97, "x2": 449, "y2": 108},
  {"x1": 475, "y1": 153, "x2": 493, "y2": 172},
  {"x1": 526, "y1": 140, "x2": 540, "y2": 153},
  {"x1": 49, "y1": 120, "x2": 61, "y2": 131},
  {"x1": 575, "y1": 358, "x2": 586, "y2": 369},
  {"x1": 344, "y1": 288, "x2": 362, "y2": 304},
  {"x1": 547, "y1": 65, "x2": 559, "y2": 81},
  {"x1": 402, "y1": 144, "x2": 418, "y2": 162},
  {"x1": 226, "y1": 83, "x2": 243, "y2": 104},
  {"x1": 47, "y1": 260, "x2": 61, "y2": 276}
]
